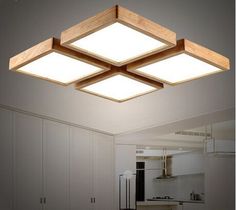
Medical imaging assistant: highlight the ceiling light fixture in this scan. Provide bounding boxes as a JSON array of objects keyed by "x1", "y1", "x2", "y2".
[
  {"x1": 75, "y1": 66, "x2": 163, "y2": 102},
  {"x1": 60, "y1": 5, "x2": 176, "y2": 66},
  {"x1": 9, "y1": 5, "x2": 230, "y2": 102},
  {"x1": 128, "y1": 39, "x2": 230, "y2": 85},
  {"x1": 9, "y1": 38, "x2": 110, "y2": 85}
]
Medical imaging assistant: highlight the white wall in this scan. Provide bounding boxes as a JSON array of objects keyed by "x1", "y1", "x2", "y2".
[
  {"x1": 0, "y1": 109, "x2": 13, "y2": 210},
  {"x1": 138, "y1": 157, "x2": 204, "y2": 201},
  {"x1": 154, "y1": 174, "x2": 204, "y2": 200},
  {"x1": 172, "y1": 152, "x2": 204, "y2": 176}
]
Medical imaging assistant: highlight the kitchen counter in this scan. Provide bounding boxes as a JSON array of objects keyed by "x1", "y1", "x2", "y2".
[
  {"x1": 137, "y1": 201, "x2": 178, "y2": 210},
  {"x1": 137, "y1": 200, "x2": 205, "y2": 210},
  {"x1": 137, "y1": 201, "x2": 179, "y2": 206},
  {"x1": 137, "y1": 199, "x2": 204, "y2": 206}
]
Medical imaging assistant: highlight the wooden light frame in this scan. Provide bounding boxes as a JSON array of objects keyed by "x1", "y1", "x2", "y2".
[
  {"x1": 9, "y1": 38, "x2": 111, "y2": 85},
  {"x1": 9, "y1": 5, "x2": 230, "y2": 102},
  {"x1": 75, "y1": 66, "x2": 163, "y2": 102},
  {"x1": 127, "y1": 39, "x2": 230, "y2": 85},
  {"x1": 60, "y1": 5, "x2": 176, "y2": 66}
]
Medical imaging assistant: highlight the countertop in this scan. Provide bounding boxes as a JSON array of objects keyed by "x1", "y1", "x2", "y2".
[
  {"x1": 137, "y1": 199, "x2": 204, "y2": 206},
  {"x1": 137, "y1": 201, "x2": 179, "y2": 206}
]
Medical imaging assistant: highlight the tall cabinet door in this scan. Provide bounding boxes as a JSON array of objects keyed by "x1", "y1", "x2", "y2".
[
  {"x1": 43, "y1": 120, "x2": 69, "y2": 210},
  {"x1": 70, "y1": 126, "x2": 93, "y2": 210},
  {"x1": 0, "y1": 109, "x2": 13, "y2": 210},
  {"x1": 93, "y1": 133, "x2": 114, "y2": 210},
  {"x1": 14, "y1": 113, "x2": 43, "y2": 210}
]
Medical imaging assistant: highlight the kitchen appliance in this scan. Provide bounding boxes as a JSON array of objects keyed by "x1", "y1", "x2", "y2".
[
  {"x1": 147, "y1": 196, "x2": 174, "y2": 201},
  {"x1": 156, "y1": 149, "x2": 174, "y2": 179},
  {"x1": 119, "y1": 171, "x2": 137, "y2": 210}
]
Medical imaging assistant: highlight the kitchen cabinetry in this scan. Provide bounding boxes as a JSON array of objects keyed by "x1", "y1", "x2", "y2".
[
  {"x1": 0, "y1": 108, "x2": 114, "y2": 210},
  {"x1": 172, "y1": 153, "x2": 204, "y2": 176},
  {"x1": 13, "y1": 115, "x2": 69, "y2": 210},
  {"x1": 14, "y1": 113, "x2": 43, "y2": 210},
  {"x1": 93, "y1": 133, "x2": 114, "y2": 210},
  {"x1": 70, "y1": 127, "x2": 114, "y2": 210},
  {"x1": 70, "y1": 126, "x2": 92, "y2": 210},
  {"x1": 43, "y1": 120, "x2": 69, "y2": 210}
]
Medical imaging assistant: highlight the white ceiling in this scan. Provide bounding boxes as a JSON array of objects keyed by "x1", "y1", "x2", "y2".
[{"x1": 116, "y1": 120, "x2": 235, "y2": 149}]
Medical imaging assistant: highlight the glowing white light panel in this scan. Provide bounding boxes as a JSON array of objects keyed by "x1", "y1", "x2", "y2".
[
  {"x1": 18, "y1": 52, "x2": 103, "y2": 84},
  {"x1": 136, "y1": 53, "x2": 222, "y2": 84},
  {"x1": 82, "y1": 75, "x2": 156, "y2": 101},
  {"x1": 71, "y1": 23, "x2": 167, "y2": 63}
]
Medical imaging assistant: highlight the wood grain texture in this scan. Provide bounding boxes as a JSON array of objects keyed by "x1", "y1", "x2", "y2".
[
  {"x1": 127, "y1": 39, "x2": 185, "y2": 71},
  {"x1": 60, "y1": 5, "x2": 176, "y2": 66},
  {"x1": 9, "y1": 38, "x2": 53, "y2": 70},
  {"x1": 9, "y1": 38, "x2": 111, "y2": 86},
  {"x1": 128, "y1": 39, "x2": 230, "y2": 71},
  {"x1": 117, "y1": 6, "x2": 176, "y2": 46},
  {"x1": 10, "y1": 38, "x2": 111, "y2": 71},
  {"x1": 53, "y1": 38, "x2": 111, "y2": 70},
  {"x1": 184, "y1": 39, "x2": 230, "y2": 70},
  {"x1": 75, "y1": 65, "x2": 163, "y2": 89},
  {"x1": 76, "y1": 65, "x2": 163, "y2": 102},
  {"x1": 61, "y1": 6, "x2": 117, "y2": 45}
]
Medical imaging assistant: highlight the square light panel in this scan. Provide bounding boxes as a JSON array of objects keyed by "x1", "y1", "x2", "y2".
[
  {"x1": 128, "y1": 39, "x2": 230, "y2": 85},
  {"x1": 9, "y1": 38, "x2": 110, "y2": 85},
  {"x1": 136, "y1": 53, "x2": 222, "y2": 84},
  {"x1": 17, "y1": 52, "x2": 103, "y2": 84},
  {"x1": 61, "y1": 5, "x2": 176, "y2": 66},
  {"x1": 81, "y1": 75, "x2": 156, "y2": 102},
  {"x1": 69, "y1": 23, "x2": 167, "y2": 64},
  {"x1": 75, "y1": 67, "x2": 163, "y2": 102}
]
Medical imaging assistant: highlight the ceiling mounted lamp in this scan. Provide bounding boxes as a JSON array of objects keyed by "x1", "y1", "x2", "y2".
[
  {"x1": 75, "y1": 66, "x2": 163, "y2": 102},
  {"x1": 9, "y1": 5, "x2": 230, "y2": 102},
  {"x1": 60, "y1": 5, "x2": 176, "y2": 66},
  {"x1": 9, "y1": 38, "x2": 110, "y2": 85},
  {"x1": 127, "y1": 39, "x2": 230, "y2": 85}
]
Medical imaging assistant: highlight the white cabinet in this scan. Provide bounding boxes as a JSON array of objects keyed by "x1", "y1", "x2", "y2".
[
  {"x1": 93, "y1": 133, "x2": 114, "y2": 210},
  {"x1": 70, "y1": 128, "x2": 114, "y2": 210},
  {"x1": 0, "y1": 109, "x2": 13, "y2": 210},
  {"x1": 70, "y1": 126, "x2": 93, "y2": 210},
  {"x1": 13, "y1": 115, "x2": 69, "y2": 210},
  {"x1": 172, "y1": 153, "x2": 204, "y2": 176},
  {"x1": 43, "y1": 120, "x2": 69, "y2": 210},
  {"x1": 13, "y1": 113, "x2": 43, "y2": 210},
  {"x1": 0, "y1": 109, "x2": 114, "y2": 210}
]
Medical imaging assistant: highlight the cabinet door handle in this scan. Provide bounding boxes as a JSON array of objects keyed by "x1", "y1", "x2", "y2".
[
  {"x1": 40, "y1": 197, "x2": 43, "y2": 204},
  {"x1": 93, "y1": 198, "x2": 96, "y2": 203},
  {"x1": 91, "y1": 197, "x2": 93, "y2": 203},
  {"x1": 43, "y1": 197, "x2": 46, "y2": 204}
]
